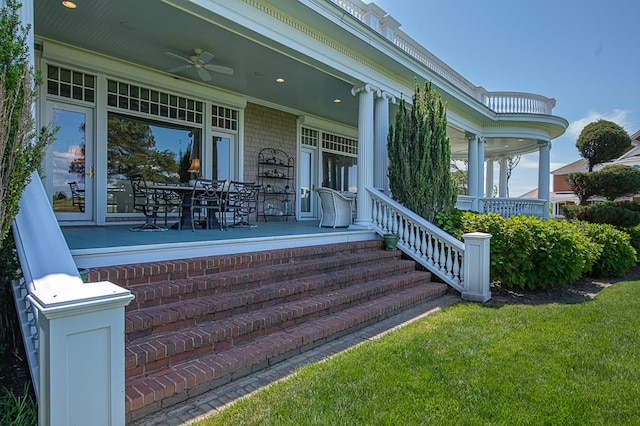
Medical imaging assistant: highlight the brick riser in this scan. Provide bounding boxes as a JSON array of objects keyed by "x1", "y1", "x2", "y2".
[{"x1": 100, "y1": 242, "x2": 449, "y2": 423}]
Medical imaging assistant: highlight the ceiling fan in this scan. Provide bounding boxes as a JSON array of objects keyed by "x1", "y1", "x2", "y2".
[{"x1": 165, "y1": 48, "x2": 234, "y2": 82}]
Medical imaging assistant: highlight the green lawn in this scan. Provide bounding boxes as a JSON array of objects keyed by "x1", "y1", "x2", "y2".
[{"x1": 196, "y1": 280, "x2": 640, "y2": 426}]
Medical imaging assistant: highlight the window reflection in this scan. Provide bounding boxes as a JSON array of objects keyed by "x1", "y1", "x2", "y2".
[
  {"x1": 107, "y1": 112, "x2": 200, "y2": 213},
  {"x1": 322, "y1": 152, "x2": 357, "y2": 193}
]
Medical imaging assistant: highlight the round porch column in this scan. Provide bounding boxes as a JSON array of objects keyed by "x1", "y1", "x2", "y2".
[
  {"x1": 374, "y1": 91, "x2": 395, "y2": 193},
  {"x1": 466, "y1": 134, "x2": 479, "y2": 210},
  {"x1": 352, "y1": 84, "x2": 376, "y2": 228},
  {"x1": 538, "y1": 140, "x2": 551, "y2": 219},
  {"x1": 477, "y1": 137, "x2": 486, "y2": 198},
  {"x1": 485, "y1": 158, "x2": 494, "y2": 198},
  {"x1": 498, "y1": 157, "x2": 508, "y2": 197}
]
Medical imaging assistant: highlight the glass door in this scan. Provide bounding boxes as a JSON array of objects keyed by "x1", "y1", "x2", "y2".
[
  {"x1": 299, "y1": 148, "x2": 316, "y2": 218},
  {"x1": 45, "y1": 103, "x2": 94, "y2": 221}
]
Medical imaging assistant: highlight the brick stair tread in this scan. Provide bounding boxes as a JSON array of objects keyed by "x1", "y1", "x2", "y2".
[
  {"x1": 126, "y1": 248, "x2": 399, "y2": 309},
  {"x1": 125, "y1": 281, "x2": 448, "y2": 415},
  {"x1": 90, "y1": 240, "x2": 387, "y2": 286},
  {"x1": 125, "y1": 259, "x2": 418, "y2": 335},
  {"x1": 125, "y1": 269, "x2": 431, "y2": 373}
]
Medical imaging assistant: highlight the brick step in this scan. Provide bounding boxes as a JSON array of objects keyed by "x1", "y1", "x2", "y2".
[
  {"x1": 125, "y1": 268, "x2": 430, "y2": 378},
  {"x1": 125, "y1": 258, "x2": 418, "y2": 338},
  {"x1": 125, "y1": 281, "x2": 448, "y2": 420},
  {"x1": 88, "y1": 240, "x2": 387, "y2": 286},
  {"x1": 125, "y1": 248, "x2": 400, "y2": 312}
]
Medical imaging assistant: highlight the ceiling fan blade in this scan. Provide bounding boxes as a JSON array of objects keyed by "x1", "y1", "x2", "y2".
[
  {"x1": 164, "y1": 51, "x2": 192, "y2": 64},
  {"x1": 196, "y1": 67, "x2": 212, "y2": 82},
  {"x1": 167, "y1": 65, "x2": 190, "y2": 73},
  {"x1": 198, "y1": 51, "x2": 214, "y2": 63},
  {"x1": 204, "y1": 64, "x2": 234, "y2": 75}
]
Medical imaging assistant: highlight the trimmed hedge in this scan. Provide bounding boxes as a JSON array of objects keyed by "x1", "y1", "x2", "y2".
[
  {"x1": 563, "y1": 202, "x2": 640, "y2": 228},
  {"x1": 456, "y1": 212, "x2": 636, "y2": 289}
]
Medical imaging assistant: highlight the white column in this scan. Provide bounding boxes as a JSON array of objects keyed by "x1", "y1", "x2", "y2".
[
  {"x1": 466, "y1": 135, "x2": 478, "y2": 210},
  {"x1": 485, "y1": 158, "x2": 494, "y2": 198},
  {"x1": 538, "y1": 140, "x2": 551, "y2": 219},
  {"x1": 374, "y1": 91, "x2": 395, "y2": 193},
  {"x1": 352, "y1": 84, "x2": 376, "y2": 228},
  {"x1": 477, "y1": 137, "x2": 485, "y2": 198},
  {"x1": 462, "y1": 232, "x2": 492, "y2": 302},
  {"x1": 498, "y1": 157, "x2": 508, "y2": 198}
]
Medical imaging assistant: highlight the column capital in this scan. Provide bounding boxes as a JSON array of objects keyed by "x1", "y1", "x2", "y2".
[
  {"x1": 351, "y1": 84, "x2": 380, "y2": 97},
  {"x1": 537, "y1": 140, "x2": 552, "y2": 150},
  {"x1": 376, "y1": 90, "x2": 396, "y2": 104}
]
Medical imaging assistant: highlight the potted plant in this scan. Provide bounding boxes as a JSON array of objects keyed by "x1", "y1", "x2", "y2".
[{"x1": 383, "y1": 233, "x2": 399, "y2": 250}]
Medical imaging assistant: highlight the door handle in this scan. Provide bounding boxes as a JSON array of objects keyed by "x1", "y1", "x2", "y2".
[{"x1": 89, "y1": 166, "x2": 94, "y2": 179}]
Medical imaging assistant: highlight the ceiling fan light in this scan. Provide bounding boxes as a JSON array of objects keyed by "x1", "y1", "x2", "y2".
[{"x1": 62, "y1": 1, "x2": 77, "y2": 8}]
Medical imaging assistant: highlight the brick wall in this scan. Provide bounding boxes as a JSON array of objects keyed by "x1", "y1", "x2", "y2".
[{"x1": 243, "y1": 103, "x2": 297, "y2": 185}]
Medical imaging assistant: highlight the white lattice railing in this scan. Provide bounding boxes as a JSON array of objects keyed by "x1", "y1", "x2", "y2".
[
  {"x1": 480, "y1": 198, "x2": 547, "y2": 218},
  {"x1": 368, "y1": 188, "x2": 466, "y2": 292}
]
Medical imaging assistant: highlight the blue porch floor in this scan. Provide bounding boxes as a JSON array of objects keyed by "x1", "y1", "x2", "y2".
[{"x1": 62, "y1": 219, "x2": 377, "y2": 268}]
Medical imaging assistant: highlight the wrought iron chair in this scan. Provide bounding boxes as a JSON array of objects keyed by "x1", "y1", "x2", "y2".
[
  {"x1": 189, "y1": 178, "x2": 227, "y2": 231},
  {"x1": 226, "y1": 181, "x2": 260, "y2": 228},
  {"x1": 68, "y1": 181, "x2": 85, "y2": 212},
  {"x1": 129, "y1": 174, "x2": 175, "y2": 231}
]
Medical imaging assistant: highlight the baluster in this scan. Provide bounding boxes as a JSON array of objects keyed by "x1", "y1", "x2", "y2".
[
  {"x1": 403, "y1": 219, "x2": 410, "y2": 246},
  {"x1": 446, "y1": 245, "x2": 453, "y2": 277},
  {"x1": 439, "y1": 240, "x2": 446, "y2": 270},
  {"x1": 426, "y1": 233, "x2": 434, "y2": 265},
  {"x1": 420, "y1": 228, "x2": 427, "y2": 259},
  {"x1": 432, "y1": 238, "x2": 440, "y2": 266},
  {"x1": 452, "y1": 249, "x2": 460, "y2": 281},
  {"x1": 371, "y1": 199, "x2": 379, "y2": 227}
]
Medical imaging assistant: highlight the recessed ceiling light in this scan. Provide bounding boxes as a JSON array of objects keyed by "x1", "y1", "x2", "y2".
[
  {"x1": 275, "y1": 77, "x2": 285, "y2": 83},
  {"x1": 61, "y1": 1, "x2": 77, "y2": 8},
  {"x1": 333, "y1": 99, "x2": 342, "y2": 103}
]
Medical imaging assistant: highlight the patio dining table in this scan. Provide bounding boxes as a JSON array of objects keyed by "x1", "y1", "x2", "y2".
[{"x1": 148, "y1": 182, "x2": 225, "y2": 230}]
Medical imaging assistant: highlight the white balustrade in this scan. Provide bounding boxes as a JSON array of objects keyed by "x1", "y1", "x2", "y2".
[
  {"x1": 480, "y1": 197, "x2": 547, "y2": 218},
  {"x1": 329, "y1": 0, "x2": 556, "y2": 115},
  {"x1": 368, "y1": 188, "x2": 490, "y2": 302}
]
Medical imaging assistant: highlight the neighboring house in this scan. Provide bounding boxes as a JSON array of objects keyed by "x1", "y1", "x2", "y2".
[{"x1": 549, "y1": 130, "x2": 640, "y2": 217}]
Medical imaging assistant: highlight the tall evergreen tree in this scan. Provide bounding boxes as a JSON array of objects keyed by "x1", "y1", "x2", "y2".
[{"x1": 387, "y1": 80, "x2": 455, "y2": 222}]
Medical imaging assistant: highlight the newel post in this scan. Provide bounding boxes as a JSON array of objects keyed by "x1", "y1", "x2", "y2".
[{"x1": 462, "y1": 232, "x2": 492, "y2": 302}]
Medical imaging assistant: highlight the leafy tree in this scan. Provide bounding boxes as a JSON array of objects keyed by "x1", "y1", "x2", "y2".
[
  {"x1": 388, "y1": 80, "x2": 455, "y2": 222},
  {"x1": 594, "y1": 164, "x2": 640, "y2": 201},
  {"x1": 567, "y1": 171, "x2": 600, "y2": 205},
  {"x1": 576, "y1": 119, "x2": 631, "y2": 172},
  {"x1": 0, "y1": 0, "x2": 55, "y2": 245}
]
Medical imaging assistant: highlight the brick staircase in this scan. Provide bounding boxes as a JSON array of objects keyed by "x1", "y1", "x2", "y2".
[{"x1": 87, "y1": 240, "x2": 449, "y2": 423}]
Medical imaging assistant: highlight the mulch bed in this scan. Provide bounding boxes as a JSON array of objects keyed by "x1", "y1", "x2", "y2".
[{"x1": 485, "y1": 264, "x2": 640, "y2": 306}]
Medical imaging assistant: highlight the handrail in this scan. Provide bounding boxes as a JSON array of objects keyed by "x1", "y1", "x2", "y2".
[
  {"x1": 367, "y1": 188, "x2": 465, "y2": 292},
  {"x1": 480, "y1": 197, "x2": 547, "y2": 218}
]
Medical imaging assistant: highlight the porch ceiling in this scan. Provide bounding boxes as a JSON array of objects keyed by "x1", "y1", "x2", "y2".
[{"x1": 34, "y1": 0, "x2": 360, "y2": 126}]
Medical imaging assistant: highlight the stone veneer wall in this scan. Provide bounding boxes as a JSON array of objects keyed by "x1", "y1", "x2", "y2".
[{"x1": 243, "y1": 103, "x2": 298, "y2": 188}]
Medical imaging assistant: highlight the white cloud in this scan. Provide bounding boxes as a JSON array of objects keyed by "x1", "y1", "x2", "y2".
[{"x1": 566, "y1": 109, "x2": 634, "y2": 139}]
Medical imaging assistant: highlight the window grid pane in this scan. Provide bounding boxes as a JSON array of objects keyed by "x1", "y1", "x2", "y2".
[{"x1": 46, "y1": 65, "x2": 96, "y2": 103}]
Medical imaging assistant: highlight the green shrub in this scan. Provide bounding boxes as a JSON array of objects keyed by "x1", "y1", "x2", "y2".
[
  {"x1": 623, "y1": 225, "x2": 640, "y2": 260},
  {"x1": 460, "y1": 213, "x2": 600, "y2": 289},
  {"x1": 434, "y1": 208, "x2": 463, "y2": 239},
  {"x1": 562, "y1": 202, "x2": 640, "y2": 228},
  {"x1": 573, "y1": 221, "x2": 636, "y2": 277}
]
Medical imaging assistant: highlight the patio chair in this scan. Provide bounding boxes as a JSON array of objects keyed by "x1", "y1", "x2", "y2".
[
  {"x1": 227, "y1": 181, "x2": 260, "y2": 228},
  {"x1": 316, "y1": 187, "x2": 353, "y2": 228},
  {"x1": 68, "y1": 181, "x2": 85, "y2": 212},
  {"x1": 189, "y1": 178, "x2": 227, "y2": 231},
  {"x1": 129, "y1": 174, "x2": 175, "y2": 231}
]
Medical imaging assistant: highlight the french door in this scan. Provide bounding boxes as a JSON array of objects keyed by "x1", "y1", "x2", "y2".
[{"x1": 45, "y1": 102, "x2": 94, "y2": 221}]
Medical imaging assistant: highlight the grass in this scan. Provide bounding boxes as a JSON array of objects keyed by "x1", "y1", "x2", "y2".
[
  {"x1": 196, "y1": 279, "x2": 640, "y2": 426},
  {"x1": 0, "y1": 384, "x2": 36, "y2": 426}
]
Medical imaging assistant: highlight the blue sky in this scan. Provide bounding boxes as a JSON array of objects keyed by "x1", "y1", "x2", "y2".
[{"x1": 374, "y1": 0, "x2": 640, "y2": 196}]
